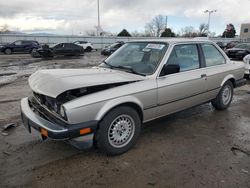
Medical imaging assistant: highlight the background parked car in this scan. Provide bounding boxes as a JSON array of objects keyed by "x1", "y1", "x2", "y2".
[
  {"x1": 243, "y1": 54, "x2": 250, "y2": 78},
  {"x1": 0, "y1": 40, "x2": 40, "y2": 55},
  {"x1": 101, "y1": 41, "x2": 125, "y2": 56},
  {"x1": 74, "y1": 41, "x2": 93, "y2": 52},
  {"x1": 225, "y1": 43, "x2": 250, "y2": 59},
  {"x1": 216, "y1": 41, "x2": 227, "y2": 50},
  {"x1": 36, "y1": 43, "x2": 84, "y2": 58},
  {"x1": 225, "y1": 41, "x2": 240, "y2": 49}
]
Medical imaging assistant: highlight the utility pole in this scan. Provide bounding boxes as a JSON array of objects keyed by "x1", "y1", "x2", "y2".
[
  {"x1": 97, "y1": 0, "x2": 101, "y2": 36},
  {"x1": 204, "y1": 10, "x2": 217, "y2": 37},
  {"x1": 165, "y1": 16, "x2": 168, "y2": 29}
]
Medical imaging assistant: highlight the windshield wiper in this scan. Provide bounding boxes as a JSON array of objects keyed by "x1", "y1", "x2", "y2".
[
  {"x1": 113, "y1": 65, "x2": 146, "y2": 76},
  {"x1": 102, "y1": 61, "x2": 145, "y2": 76},
  {"x1": 102, "y1": 60, "x2": 113, "y2": 68}
]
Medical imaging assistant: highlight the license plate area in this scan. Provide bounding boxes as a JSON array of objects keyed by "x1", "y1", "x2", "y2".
[{"x1": 22, "y1": 113, "x2": 46, "y2": 141}]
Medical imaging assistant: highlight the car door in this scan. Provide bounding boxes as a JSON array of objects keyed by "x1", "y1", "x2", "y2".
[
  {"x1": 156, "y1": 43, "x2": 208, "y2": 117},
  {"x1": 200, "y1": 43, "x2": 229, "y2": 100},
  {"x1": 53, "y1": 43, "x2": 64, "y2": 55},
  {"x1": 21, "y1": 41, "x2": 31, "y2": 52},
  {"x1": 63, "y1": 43, "x2": 75, "y2": 55},
  {"x1": 12, "y1": 41, "x2": 22, "y2": 52}
]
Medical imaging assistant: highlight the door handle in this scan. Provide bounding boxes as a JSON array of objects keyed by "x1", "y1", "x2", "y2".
[{"x1": 201, "y1": 74, "x2": 207, "y2": 79}]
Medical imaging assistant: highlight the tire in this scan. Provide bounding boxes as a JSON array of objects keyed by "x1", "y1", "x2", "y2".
[
  {"x1": 244, "y1": 74, "x2": 250, "y2": 80},
  {"x1": 30, "y1": 48, "x2": 36, "y2": 54},
  {"x1": 85, "y1": 46, "x2": 92, "y2": 52},
  {"x1": 211, "y1": 81, "x2": 234, "y2": 110},
  {"x1": 95, "y1": 106, "x2": 141, "y2": 155},
  {"x1": 4, "y1": 48, "x2": 12, "y2": 55}
]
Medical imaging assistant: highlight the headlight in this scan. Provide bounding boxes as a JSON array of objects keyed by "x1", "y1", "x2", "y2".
[
  {"x1": 60, "y1": 105, "x2": 66, "y2": 118},
  {"x1": 237, "y1": 50, "x2": 246, "y2": 54}
]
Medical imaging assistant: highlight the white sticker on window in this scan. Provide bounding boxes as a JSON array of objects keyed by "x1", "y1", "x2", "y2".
[
  {"x1": 145, "y1": 43, "x2": 165, "y2": 50},
  {"x1": 142, "y1": 48, "x2": 151, "y2": 52}
]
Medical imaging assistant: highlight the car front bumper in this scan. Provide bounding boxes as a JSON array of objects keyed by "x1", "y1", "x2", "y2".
[{"x1": 21, "y1": 97, "x2": 98, "y2": 149}]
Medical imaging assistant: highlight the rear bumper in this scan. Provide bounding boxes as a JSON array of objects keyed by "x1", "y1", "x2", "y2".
[
  {"x1": 235, "y1": 78, "x2": 247, "y2": 88},
  {"x1": 21, "y1": 97, "x2": 98, "y2": 148}
]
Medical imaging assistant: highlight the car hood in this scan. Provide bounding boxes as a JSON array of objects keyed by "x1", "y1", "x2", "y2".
[{"x1": 29, "y1": 67, "x2": 144, "y2": 98}]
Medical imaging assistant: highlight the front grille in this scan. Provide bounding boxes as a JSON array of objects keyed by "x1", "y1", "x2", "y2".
[
  {"x1": 33, "y1": 92, "x2": 59, "y2": 113},
  {"x1": 28, "y1": 96, "x2": 68, "y2": 127}
]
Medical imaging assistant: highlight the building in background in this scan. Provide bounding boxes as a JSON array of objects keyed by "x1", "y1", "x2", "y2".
[{"x1": 240, "y1": 23, "x2": 250, "y2": 40}]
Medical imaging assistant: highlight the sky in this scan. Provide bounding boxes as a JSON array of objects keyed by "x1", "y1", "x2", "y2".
[{"x1": 0, "y1": 0, "x2": 249, "y2": 36}]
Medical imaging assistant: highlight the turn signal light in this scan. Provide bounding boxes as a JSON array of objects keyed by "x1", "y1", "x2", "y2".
[
  {"x1": 41, "y1": 128, "x2": 48, "y2": 137},
  {"x1": 80, "y1": 128, "x2": 91, "y2": 135}
]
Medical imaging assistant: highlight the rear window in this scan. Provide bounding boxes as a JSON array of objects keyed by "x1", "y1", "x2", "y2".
[
  {"x1": 64, "y1": 43, "x2": 78, "y2": 48},
  {"x1": 201, "y1": 44, "x2": 226, "y2": 67}
]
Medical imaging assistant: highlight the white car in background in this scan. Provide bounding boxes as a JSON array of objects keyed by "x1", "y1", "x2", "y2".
[
  {"x1": 243, "y1": 54, "x2": 250, "y2": 78},
  {"x1": 74, "y1": 41, "x2": 93, "y2": 52}
]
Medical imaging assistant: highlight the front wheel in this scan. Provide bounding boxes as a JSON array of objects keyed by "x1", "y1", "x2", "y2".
[
  {"x1": 4, "y1": 48, "x2": 12, "y2": 55},
  {"x1": 95, "y1": 106, "x2": 141, "y2": 155},
  {"x1": 211, "y1": 81, "x2": 233, "y2": 110}
]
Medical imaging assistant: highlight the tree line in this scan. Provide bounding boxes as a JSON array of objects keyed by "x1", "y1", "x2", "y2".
[{"x1": 116, "y1": 15, "x2": 236, "y2": 38}]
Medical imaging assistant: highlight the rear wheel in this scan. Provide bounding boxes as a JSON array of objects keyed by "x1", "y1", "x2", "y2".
[
  {"x1": 211, "y1": 81, "x2": 233, "y2": 110},
  {"x1": 95, "y1": 106, "x2": 141, "y2": 155},
  {"x1": 4, "y1": 48, "x2": 12, "y2": 55},
  {"x1": 85, "y1": 46, "x2": 92, "y2": 52}
]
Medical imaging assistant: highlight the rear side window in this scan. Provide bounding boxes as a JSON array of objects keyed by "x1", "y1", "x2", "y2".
[
  {"x1": 167, "y1": 44, "x2": 200, "y2": 72},
  {"x1": 67, "y1": 44, "x2": 77, "y2": 48},
  {"x1": 14, "y1": 41, "x2": 22, "y2": 45},
  {"x1": 22, "y1": 41, "x2": 30, "y2": 44},
  {"x1": 201, "y1": 44, "x2": 225, "y2": 67},
  {"x1": 54, "y1": 44, "x2": 63, "y2": 48}
]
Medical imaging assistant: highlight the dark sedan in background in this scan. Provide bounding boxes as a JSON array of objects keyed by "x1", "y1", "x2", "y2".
[
  {"x1": 225, "y1": 43, "x2": 250, "y2": 60},
  {"x1": 0, "y1": 40, "x2": 40, "y2": 54},
  {"x1": 35, "y1": 43, "x2": 84, "y2": 58},
  {"x1": 101, "y1": 41, "x2": 125, "y2": 56}
]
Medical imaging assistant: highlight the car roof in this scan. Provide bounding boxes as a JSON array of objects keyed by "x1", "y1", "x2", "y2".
[{"x1": 127, "y1": 38, "x2": 213, "y2": 45}]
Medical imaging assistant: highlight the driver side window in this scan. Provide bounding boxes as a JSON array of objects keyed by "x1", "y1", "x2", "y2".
[
  {"x1": 14, "y1": 41, "x2": 22, "y2": 45},
  {"x1": 167, "y1": 44, "x2": 200, "y2": 72}
]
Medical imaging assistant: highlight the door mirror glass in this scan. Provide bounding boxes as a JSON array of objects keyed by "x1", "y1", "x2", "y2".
[{"x1": 161, "y1": 64, "x2": 180, "y2": 76}]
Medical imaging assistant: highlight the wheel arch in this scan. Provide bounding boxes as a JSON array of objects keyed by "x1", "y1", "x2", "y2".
[
  {"x1": 221, "y1": 74, "x2": 236, "y2": 88},
  {"x1": 95, "y1": 96, "x2": 144, "y2": 123},
  {"x1": 5, "y1": 47, "x2": 13, "y2": 52}
]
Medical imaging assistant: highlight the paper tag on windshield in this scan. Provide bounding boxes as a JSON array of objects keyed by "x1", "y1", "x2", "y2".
[
  {"x1": 145, "y1": 44, "x2": 165, "y2": 50},
  {"x1": 142, "y1": 48, "x2": 151, "y2": 52}
]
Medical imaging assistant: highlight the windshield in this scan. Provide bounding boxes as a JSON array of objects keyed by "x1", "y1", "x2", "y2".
[
  {"x1": 234, "y1": 44, "x2": 249, "y2": 49},
  {"x1": 101, "y1": 42, "x2": 168, "y2": 75}
]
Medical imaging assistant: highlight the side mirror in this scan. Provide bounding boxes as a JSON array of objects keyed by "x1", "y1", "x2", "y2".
[{"x1": 160, "y1": 64, "x2": 180, "y2": 76}]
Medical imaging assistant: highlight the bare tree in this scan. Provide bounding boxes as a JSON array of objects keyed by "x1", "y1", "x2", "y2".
[
  {"x1": 180, "y1": 26, "x2": 198, "y2": 38},
  {"x1": 0, "y1": 24, "x2": 10, "y2": 33},
  {"x1": 145, "y1": 15, "x2": 166, "y2": 37},
  {"x1": 199, "y1": 23, "x2": 208, "y2": 37},
  {"x1": 131, "y1": 30, "x2": 141, "y2": 37},
  {"x1": 85, "y1": 30, "x2": 96, "y2": 36}
]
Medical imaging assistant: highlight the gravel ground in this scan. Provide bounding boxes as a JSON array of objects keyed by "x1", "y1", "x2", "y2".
[{"x1": 0, "y1": 52, "x2": 249, "y2": 188}]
